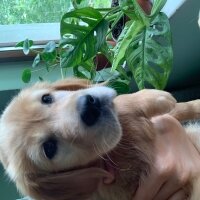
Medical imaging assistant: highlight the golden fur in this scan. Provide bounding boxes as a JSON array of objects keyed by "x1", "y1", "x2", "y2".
[{"x1": 0, "y1": 78, "x2": 200, "y2": 200}]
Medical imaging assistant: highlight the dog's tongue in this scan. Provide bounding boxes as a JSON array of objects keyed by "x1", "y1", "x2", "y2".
[
  {"x1": 103, "y1": 171, "x2": 115, "y2": 184},
  {"x1": 88, "y1": 159, "x2": 116, "y2": 184},
  {"x1": 102, "y1": 161, "x2": 116, "y2": 184}
]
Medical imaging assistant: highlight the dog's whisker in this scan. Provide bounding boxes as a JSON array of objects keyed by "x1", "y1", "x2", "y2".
[
  {"x1": 94, "y1": 140, "x2": 120, "y2": 171},
  {"x1": 100, "y1": 142, "x2": 133, "y2": 172},
  {"x1": 115, "y1": 142, "x2": 133, "y2": 149},
  {"x1": 102, "y1": 136, "x2": 118, "y2": 167},
  {"x1": 69, "y1": 134, "x2": 78, "y2": 147},
  {"x1": 93, "y1": 143, "x2": 108, "y2": 161}
]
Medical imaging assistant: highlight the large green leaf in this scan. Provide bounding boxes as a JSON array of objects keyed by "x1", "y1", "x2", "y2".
[
  {"x1": 108, "y1": 79, "x2": 130, "y2": 94},
  {"x1": 150, "y1": 0, "x2": 167, "y2": 18},
  {"x1": 73, "y1": 58, "x2": 96, "y2": 80},
  {"x1": 119, "y1": 0, "x2": 149, "y2": 25},
  {"x1": 126, "y1": 13, "x2": 173, "y2": 90},
  {"x1": 60, "y1": 7, "x2": 109, "y2": 69},
  {"x1": 119, "y1": 0, "x2": 167, "y2": 21},
  {"x1": 111, "y1": 20, "x2": 144, "y2": 71}
]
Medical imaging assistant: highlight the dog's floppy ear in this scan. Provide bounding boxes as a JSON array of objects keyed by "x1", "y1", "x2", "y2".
[
  {"x1": 26, "y1": 168, "x2": 109, "y2": 200},
  {"x1": 52, "y1": 78, "x2": 92, "y2": 91},
  {"x1": 0, "y1": 125, "x2": 8, "y2": 168}
]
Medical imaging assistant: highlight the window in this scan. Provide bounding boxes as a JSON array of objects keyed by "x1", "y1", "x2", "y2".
[
  {"x1": 0, "y1": 0, "x2": 110, "y2": 49},
  {"x1": 1, "y1": 0, "x2": 110, "y2": 25}
]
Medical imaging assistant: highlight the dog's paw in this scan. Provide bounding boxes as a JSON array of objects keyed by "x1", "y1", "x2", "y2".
[{"x1": 137, "y1": 89, "x2": 177, "y2": 115}]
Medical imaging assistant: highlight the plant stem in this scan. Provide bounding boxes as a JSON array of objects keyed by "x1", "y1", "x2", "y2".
[
  {"x1": 117, "y1": 65, "x2": 131, "y2": 81},
  {"x1": 96, "y1": 8, "x2": 113, "y2": 12},
  {"x1": 103, "y1": 6, "x2": 121, "y2": 18},
  {"x1": 71, "y1": 0, "x2": 78, "y2": 9},
  {"x1": 106, "y1": 12, "x2": 122, "y2": 22},
  {"x1": 31, "y1": 49, "x2": 41, "y2": 54},
  {"x1": 31, "y1": 67, "x2": 46, "y2": 73},
  {"x1": 106, "y1": 11, "x2": 124, "y2": 36},
  {"x1": 60, "y1": 57, "x2": 64, "y2": 79}
]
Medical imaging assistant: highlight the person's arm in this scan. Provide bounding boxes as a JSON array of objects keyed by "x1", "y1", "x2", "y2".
[{"x1": 133, "y1": 114, "x2": 200, "y2": 200}]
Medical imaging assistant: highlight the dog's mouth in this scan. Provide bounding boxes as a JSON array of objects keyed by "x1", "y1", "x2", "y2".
[
  {"x1": 102, "y1": 159, "x2": 116, "y2": 184},
  {"x1": 88, "y1": 158, "x2": 116, "y2": 184},
  {"x1": 66, "y1": 157, "x2": 117, "y2": 185}
]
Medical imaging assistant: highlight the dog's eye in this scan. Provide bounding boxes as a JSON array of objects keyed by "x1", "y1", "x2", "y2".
[
  {"x1": 43, "y1": 137, "x2": 58, "y2": 159},
  {"x1": 41, "y1": 94, "x2": 54, "y2": 104}
]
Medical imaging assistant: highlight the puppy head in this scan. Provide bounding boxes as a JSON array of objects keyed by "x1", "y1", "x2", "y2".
[{"x1": 0, "y1": 79, "x2": 122, "y2": 199}]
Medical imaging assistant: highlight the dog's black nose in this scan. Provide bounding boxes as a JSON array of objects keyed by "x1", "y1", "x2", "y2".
[{"x1": 78, "y1": 94, "x2": 101, "y2": 126}]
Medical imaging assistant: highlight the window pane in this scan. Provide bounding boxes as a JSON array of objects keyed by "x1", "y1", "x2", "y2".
[{"x1": 0, "y1": 0, "x2": 111, "y2": 25}]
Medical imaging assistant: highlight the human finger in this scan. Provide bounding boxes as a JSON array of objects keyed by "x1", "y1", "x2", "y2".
[
  {"x1": 154, "y1": 178, "x2": 186, "y2": 200},
  {"x1": 167, "y1": 189, "x2": 188, "y2": 200},
  {"x1": 132, "y1": 169, "x2": 167, "y2": 200}
]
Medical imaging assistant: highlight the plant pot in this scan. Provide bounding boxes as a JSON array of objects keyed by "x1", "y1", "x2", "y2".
[{"x1": 138, "y1": 0, "x2": 152, "y2": 14}]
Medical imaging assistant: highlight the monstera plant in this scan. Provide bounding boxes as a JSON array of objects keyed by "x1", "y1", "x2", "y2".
[{"x1": 17, "y1": 0, "x2": 173, "y2": 94}]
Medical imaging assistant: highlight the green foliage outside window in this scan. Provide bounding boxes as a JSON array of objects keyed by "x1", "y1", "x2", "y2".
[{"x1": 0, "y1": 0, "x2": 110, "y2": 24}]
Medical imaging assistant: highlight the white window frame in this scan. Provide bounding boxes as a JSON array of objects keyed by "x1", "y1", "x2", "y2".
[{"x1": 162, "y1": 0, "x2": 186, "y2": 17}]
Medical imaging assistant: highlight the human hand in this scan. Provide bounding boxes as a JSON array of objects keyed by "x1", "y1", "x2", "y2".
[{"x1": 132, "y1": 114, "x2": 200, "y2": 200}]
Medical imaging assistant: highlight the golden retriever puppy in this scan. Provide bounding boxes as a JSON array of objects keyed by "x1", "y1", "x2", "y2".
[{"x1": 0, "y1": 78, "x2": 199, "y2": 200}]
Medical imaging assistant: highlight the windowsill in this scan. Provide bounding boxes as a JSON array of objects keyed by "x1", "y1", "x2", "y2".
[{"x1": 0, "y1": 46, "x2": 46, "y2": 62}]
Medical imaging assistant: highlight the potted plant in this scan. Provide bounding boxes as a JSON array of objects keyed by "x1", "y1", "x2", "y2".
[{"x1": 17, "y1": 0, "x2": 173, "y2": 94}]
